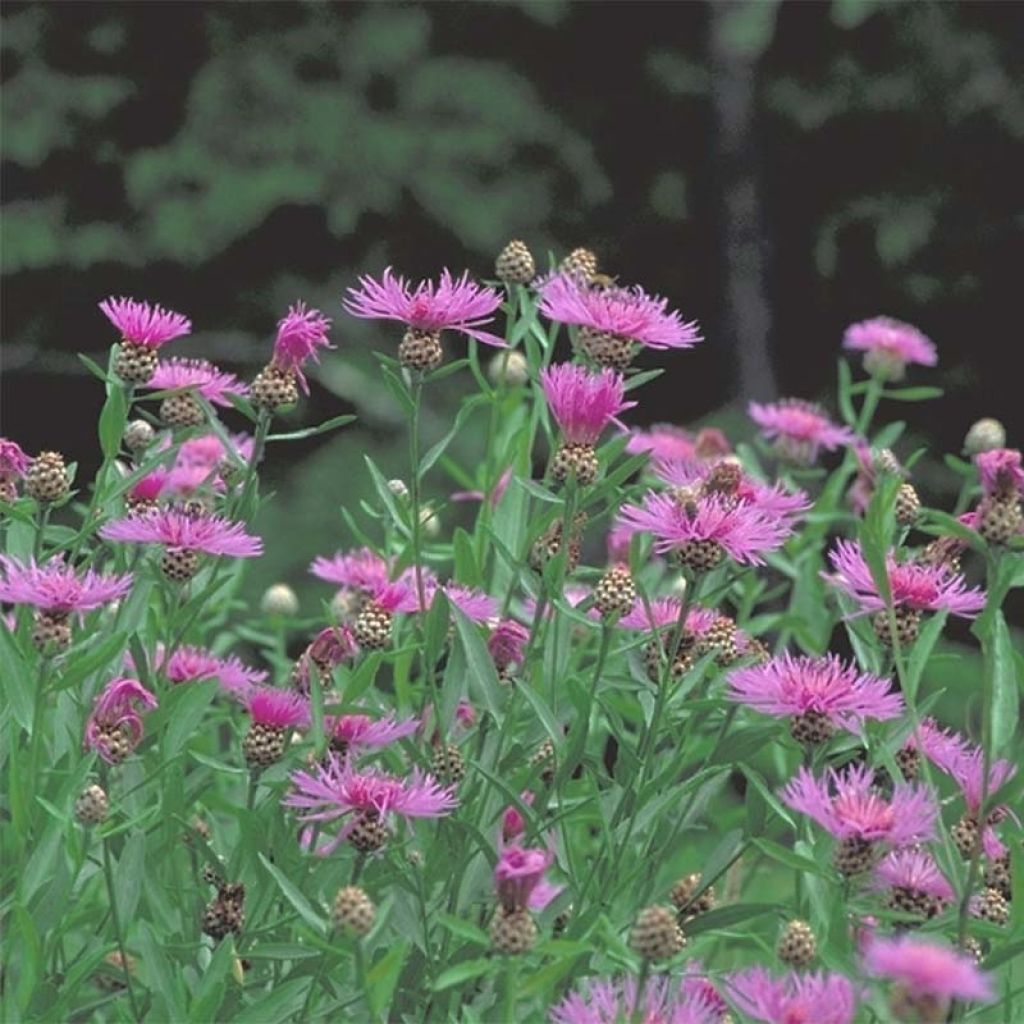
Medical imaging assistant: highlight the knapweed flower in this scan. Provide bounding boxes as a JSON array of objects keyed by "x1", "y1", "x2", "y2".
[
  {"x1": 351, "y1": 578, "x2": 421, "y2": 651},
  {"x1": 0, "y1": 555, "x2": 134, "y2": 652},
  {"x1": 454, "y1": 700, "x2": 476, "y2": 729},
  {"x1": 84, "y1": 677, "x2": 158, "y2": 764},
  {"x1": 125, "y1": 468, "x2": 169, "y2": 514},
  {"x1": 863, "y1": 936, "x2": 993, "y2": 1018},
  {"x1": 973, "y1": 448, "x2": 1024, "y2": 545},
  {"x1": 100, "y1": 509, "x2": 262, "y2": 582},
  {"x1": 948, "y1": 748, "x2": 1017, "y2": 859},
  {"x1": 725, "y1": 967, "x2": 858, "y2": 1024},
  {"x1": 976, "y1": 448, "x2": 1024, "y2": 498},
  {"x1": 903, "y1": 717, "x2": 968, "y2": 777},
  {"x1": 501, "y1": 792, "x2": 535, "y2": 842},
  {"x1": 283, "y1": 756, "x2": 457, "y2": 855},
  {"x1": 495, "y1": 842, "x2": 562, "y2": 913},
  {"x1": 344, "y1": 267, "x2": 504, "y2": 372},
  {"x1": 872, "y1": 848, "x2": 955, "y2": 918},
  {"x1": 538, "y1": 271, "x2": 701, "y2": 370},
  {"x1": 540, "y1": 363, "x2": 634, "y2": 486},
  {"x1": 825, "y1": 539, "x2": 986, "y2": 646},
  {"x1": 618, "y1": 490, "x2": 795, "y2": 572},
  {"x1": 251, "y1": 302, "x2": 333, "y2": 410},
  {"x1": 781, "y1": 763, "x2": 937, "y2": 875},
  {"x1": 157, "y1": 644, "x2": 266, "y2": 699},
  {"x1": 310, "y1": 547, "x2": 392, "y2": 595},
  {"x1": 847, "y1": 442, "x2": 909, "y2": 517},
  {"x1": 0, "y1": 438, "x2": 30, "y2": 501},
  {"x1": 489, "y1": 619, "x2": 530, "y2": 679},
  {"x1": 100, "y1": 296, "x2": 192, "y2": 384},
  {"x1": 147, "y1": 358, "x2": 248, "y2": 428},
  {"x1": 748, "y1": 399, "x2": 854, "y2": 465},
  {"x1": 325, "y1": 712, "x2": 419, "y2": 755},
  {"x1": 727, "y1": 652, "x2": 903, "y2": 746},
  {"x1": 551, "y1": 974, "x2": 722, "y2": 1024},
  {"x1": 176, "y1": 432, "x2": 255, "y2": 471},
  {"x1": 626, "y1": 425, "x2": 732, "y2": 464},
  {"x1": 290, "y1": 625, "x2": 358, "y2": 694},
  {"x1": 843, "y1": 316, "x2": 937, "y2": 381},
  {"x1": 429, "y1": 583, "x2": 498, "y2": 623},
  {"x1": 242, "y1": 687, "x2": 310, "y2": 768}
]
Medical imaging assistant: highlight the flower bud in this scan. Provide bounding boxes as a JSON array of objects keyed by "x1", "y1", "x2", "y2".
[
  {"x1": 963, "y1": 418, "x2": 1006, "y2": 456},
  {"x1": 260, "y1": 583, "x2": 299, "y2": 617}
]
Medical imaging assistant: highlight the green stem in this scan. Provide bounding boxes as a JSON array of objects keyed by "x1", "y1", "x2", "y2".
[
  {"x1": 235, "y1": 409, "x2": 271, "y2": 519},
  {"x1": 630, "y1": 960, "x2": 651, "y2": 1024},
  {"x1": 101, "y1": 832, "x2": 143, "y2": 1023},
  {"x1": 33, "y1": 505, "x2": 52, "y2": 562},
  {"x1": 855, "y1": 374, "x2": 884, "y2": 436},
  {"x1": 501, "y1": 956, "x2": 519, "y2": 1024}
]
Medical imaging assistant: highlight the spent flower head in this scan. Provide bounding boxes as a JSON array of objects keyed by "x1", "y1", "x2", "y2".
[
  {"x1": 84, "y1": 677, "x2": 158, "y2": 764},
  {"x1": 0, "y1": 438, "x2": 31, "y2": 479},
  {"x1": 975, "y1": 448, "x2": 1024, "y2": 498},
  {"x1": 495, "y1": 842, "x2": 562, "y2": 912}
]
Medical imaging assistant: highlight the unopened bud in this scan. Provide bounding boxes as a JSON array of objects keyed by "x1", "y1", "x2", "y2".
[
  {"x1": 488, "y1": 350, "x2": 530, "y2": 387},
  {"x1": 963, "y1": 418, "x2": 1006, "y2": 456},
  {"x1": 387, "y1": 478, "x2": 410, "y2": 501},
  {"x1": 123, "y1": 419, "x2": 156, "y2": 453},
  {"x1": 261, "y1": 583, "x2": 299, "y2": 617}
]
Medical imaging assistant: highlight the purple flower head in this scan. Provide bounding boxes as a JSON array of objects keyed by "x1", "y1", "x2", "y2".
[
  {"x1": 725, "y1": 967, "x2": 859, "y2": 1024},
  {"x1": 825, "y1": 540, "x2": 986, "y2": 617},
  {"x1": 99, "y1": 297, "x2": 191, "y2": 348},
  {"x1": 128, "y1": 469, "x2": 169, "y2": 504},
  {"x1": 905, "y1": 717, "x2": 969, "y2": 776},
  {"x1": 100, "y1": 509, "x2": 263, "y2": 558},
  {"x1": 147, "y1": 358, "x2": 248, "y2": 407},
  {"x1": 283, "y1": 756, "x2": 457, "y2": 854},
  {"x1": 495, "y1": 842, "x2": 562, "y2": 912},
  {"x1": 163, "y1": 464, "x2": 224, "y2": 497},
  {"x1": 551, "y1": 975, "x2": 723, "y2": 1024},
  {"x1": 863, "y1": 936, "x2": 993, "y2": 1003},
  {"x1": 626, "y1": 425, "x2": 732, "y2": 463},
  {"x1": 538, "y1": 272, "x2": 702, "y2": 351},
  {"x1": 292, "y1": 626, "x2": 358, "y2": 692},
  {"x1": 975, "y1": 448, "x2": 1024, "y2": 498},
  {"x1": 843, "y1": 316, "x2": 937, "y2": 379},
  {"x1": 271, "y1": 302, "x2": 333, "y2": 394},
  {"x1": 0, "y1": 438, "x2": 31, "y2": 479},
  {"x1": 727, "y1": 653, "x2": 903, "y2": 731},
  {"x1": 176, "y1": 433, "x2": 255, "y2": 469},
  {"x1": 949, "y1": 748, "x2": 1017, "y2": 858},
  {"x1": 872, "y1": 848, "x2": 955, "y2": 904},
  {"x1": 310, "y1": 547, "x2": 391, "y2": 593},
  {"x1": 0, "y1": 555, "x2": 133, "y2": 615},
  {"x1": 501, "y1": 792, "x2": 534, "y2": 843},
  {"x1": 84, "y1": 677, "x2": 158, "y2": 764},
  {"x1": 326, "y1": 712, "x2": 419, "y2": 752},
  {"x1": 434, "y1": 583, "x2": 498, "y2": 623},
  {"x1": 488, "y1": 619, "x2": 530, "y2": 673},
  {"x1": 540, "y1": 363, "x2": 634, "y2": 445},
  {"x1": 749, "y1": 399, "x2": 854, "y2": 464},
  {"x1": 781, "y1": 763, "x2": 937, "y2": 845},
  {"x1": 344, "y1": 267, "x2": 504, "y2": 346},
  {"x1": 365, "y1": 578, "x2": 421, "y2": 615},
  {"x1": 246, "y1": 687, "x2": 310, "y2": 729},
  {"x1": 156, "y1": 644, "x2": 266, "y2": 698}
]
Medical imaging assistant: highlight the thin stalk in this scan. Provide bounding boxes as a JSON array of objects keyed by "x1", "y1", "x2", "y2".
[
  {"x1": 630, "y1": 961, "x2": 651, "y2": 1024},
  {"x1": 101, "y1": 832, "x2": 143, "y2": 1023},
  {"x1": 33, "y1": 506, "x2": 51, "y2": 561},
  {"x1": 501, "y1": 957, "x2": 519, "y2": 1024},
  {"x1": 855, "y1": 374, "x2": 884, "y2": 436},
  {"x1": 235, "y1": 409, "x2": 271, "y2": 518}
]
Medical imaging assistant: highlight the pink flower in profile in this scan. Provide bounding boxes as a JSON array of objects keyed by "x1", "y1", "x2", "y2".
[
  {"x1": 948, "y1": 749, "x2": 1017, "y2": 858},
  {"x1": 326, "y1": 712, "x2": 419, "y2": 752},
  {"x1": 619, "y1": 598, "x2": 759, "y2": 660},
  {"x1": 99, "y1": 297, "x2": 191, "y2": 348},
  {"x1": 748, "y1": 399, "x2": 854, "y2": 464},
  {"x1": 872, "y1": 848, "x2": 955, "y2": 905},
  {"x1": 843, "y1": 316, "x2": 936, "y2": 380},
  {"x1": 283, "y1": 756, "x2": 457, "y2": 854},
  {"x1": 726, "y1": 653, "x2": 903, "y2": 731},
  {"x1": 501, "y1": 792, "x2": 534, "y2": 843},
  {"x1": 863, "y1": 935, "x2": 993, "y2": 1004},
  {"x1": 156, "y1": 644, "x2": 266, "y2": 698},
  {"x1": 825, "y1": 539, "x2": 986, "y2": 617},
  {"x1": 271, "y1": 302, "x2": 334, "y2": 394},
  {"x1": 626, "y1": 425, "x2": 732, "y2": 463},
  {"x1": 246, "y1": 687, "x2": 310, "y2": 729},
  {"x1": 488, "y1": 619, "x2": 530, "y2": 674},
  {"x1": 904, "y1": 717, "x2": 968, "y2": 775},
  {"x1": 725, "y1": 967, "x2": 858, "y2": 1024},
  {"x1": 100, "y1": 509, "x2": 263, "y2": 558},
  {"x1": 364, "y1": 578, "x2": 421, "y2": 615},
  {"x1": 495, "y1": 842, "x2": 562, "y2": 912},
  {"x1": 127, "y1": 468, "x2": 169, "y2": 506},
  {"x1": 551, "y1": 975, "x2": 722, "y2": 1024},
  {"x1": 540, "y1": 364, "x2": 634, "y2": 445},
  {"x1": 0, "y1": 555, "x2": 133, "y2": 614},
  {"x1": 435, "y1": 583, "x2": 498, "y2": 623},
  {"x1": 344, "y1": 267, "x2": 504, "y2": 346},
  {"x1": 0, "y1": 438, "x2": 31, "y2": 479},
  {"x1": 310, "y1": 547, "x2": 391, "y2": 593},
  {"x1": 975, "y1": 448, "x2": 1024, "y2": 498},
  {"x1": 163, "y1": 463, "x2": 224, "y2": 497},
  {"x1": 538, "y1": 272, "x2": 702, "y2": 351},
  {"x1": 84, "y1": 677, "x2": 158, "y2": 764},
  {"x1": 781, "y1": 763, "x2": 937, "y2": 845},
  {"x1": 147, "y1": 358, "x2": 248, "y2": 406},
  {"x1": 176, "y1": 432, "x2": 255, "y2": 469},
  {"x1": 618, "y1": 491, "x2": 795, "y2": 567}
]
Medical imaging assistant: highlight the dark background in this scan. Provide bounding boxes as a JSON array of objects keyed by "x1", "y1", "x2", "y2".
[{"x1": 3, "y1": 0, "x2": 1023, "y2": 591}]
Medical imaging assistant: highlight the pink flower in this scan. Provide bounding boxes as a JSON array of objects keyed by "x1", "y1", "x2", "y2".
[
  {"x1": 495, "y1": 842, "x2": 562, "y2": 912},
  {"x1": 948, "y1": 749, "x2": 1017, "y2": 858},
  {"x1": 626, "y1": 425, "x2": 732, "y2": 463},
  {"x1": 0, "y1": 438, "x2": 31, "y2": 479},
  {"x1": 501, "y1": 792, "x2": 534, "y2": 843},
  {"x1": 825, "y1": 539, "x2": 986, "y2": 617},
  {"x1": 99, "y1": 296, "x2": 191, "y2": 348},
  {"x1": 326, "y1": 712, "x2": 419, "y2": 752},
  {"x1": 489, "y1": 619, "x2": 530, "y2": 673},
  {"x1": 872, "y1": 848, "x2": 955, "y2": 904},
  {"x1": 271, "y1": 302, "x2": 333, "y2": 394},
  {"x1": 904, "y1": 717, "x2": 969, "y2": 775},
  {"x1": 975, "y1": 448, "x2": 1024, "y2": 497},
  {"x1": 455, "y1": 701, "x2": 476, "y2": 729},
  {"x1": 846, "y1": 441, "x2": 905, "y2": 516},
  {"x1": 128, "y1": 469, "x2": 169, "y2": 504},
  {"x1": 781, "y1": 763, "x2": 937, "y2": 845},
  {"x1": 748, "y1": 399, "x2": 854, "y2": 464},
  {"x1": 310, "y1": 548, "x2": 391, "y2": 592},
  {"x1": 246, "y1": 687, "x2": 310, "y2": 729},
  {"x1": 618, "y1": 491, "x2": 795, "y2": 566},
  {"x1": 863, "y1": 935, "x2": 993, "y2": 1004},
  {"x1": 163, "y1": 464, "x2": 224, "y2": 497},
  {"x1": 725, "y1": 967, "x2": 858, "y2": 1024},
  {"x1": 291, "y1": 626, "x2": 359, "y2": 693},
  {"x1": 157, "y1": 644, "x2": 266, "y2": 697},
  {"x1": 100, "y1": 509, "x2": 263, "y2": 558},
  {"x1": 434, "y1": 583, "x2": 498, "y2": 623},
  {"x1": 843, "y1": 316, "x2": 936, "y2": 379},
  {"x1": 538, "y1": 272, "x2": 701, "y2": 351},
  {"x1": 176, "y1": 432, "x2": 255, "y2": 468},
  {"x1": 283, "y1": 756, "x2": 457, "y2": 853},
  {"x1": 551, "y1": 975, "x2": 722, "y2": 1024},
  {"x1": 540, "y1": 364, "x2": 634, "y2": 445},
  {"x1": 365, "y1": 578, "x2": 421, "y2": 615},
  {"x1": 344, "y1": 267, "x2": 504, "y2": 346},
  {"x1": 84, "y1": 677, "x2": 158, "y2": 763},
  {"x1": 0, "y1": 555, "x2": 133, "y2": 614},
  {"x1": 147, "y1": 358, "x2": 248, "y2": 406},
  {"x1": 726, "y1": 653, "x2": 903, "y2": 731}
]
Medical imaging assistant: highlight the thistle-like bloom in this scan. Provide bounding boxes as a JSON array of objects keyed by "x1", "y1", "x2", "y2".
[
  {"x1": 157, "y1": 644, "x2": 267, "y2": 698},
  {"x1": 619, "y1": 598, "x2": 754, "y2": 651},
  {"x1": 127, "y1": 468, "x2": 169, "y2": 507},
  {"x1": 429, "y1": 583, "x2": 498, "y2": 623},
  {"x1": 843, "y1": 316, "x2": 936, "y2": 380},
  {"x1": 84, "y1": 677, "x2": 158, "y2": 764},
  {"x1": 727, "y1": 653, "x2": 903, "y2": 732},
  {"x1": 976, "y1": 448, "x2": 1024, "y2": 498},
  {"x1": 825, "y1": 540, "x2": 986, "y2": 617},
  {"x1": 100, "y1": 509, "x2": 263, "y2": 558},
  {"x1": 872, "y1": 848, "x2": 955, "y2": 904},
  {"x1": 489, "y1": 619, "x2": 530, "y2": 675},
  {"x1": 725, "y1": 967, "x2": 858, "y2": 1024},
  {"x1": 0, "y1": 438, "x2": 31, "y2": 479},
  {"x1": 863, "y1": 936, "x2": 993, "y2": 1004},
  {"x1": 326, "y1": 712, "x2": 419, "y2": 752},
  {"x1": 271, "y1": 302, "x2": 334, "y2": 393},
  {"x1": 781, "y1": 763, "x2": 937, "y2": 845},
  {"x1": 99, "y1": 296, "x2": 192, "y2": 347},
  {"x1": 948, "y1": 749, "x2": 1017, "y2": 858},
  {"x1": 246, "y1": 687, "x2": 310, "y2": 729},
  {"x1": 0, "y1": 555, "x2": 133, "y2": 614},
  {"x1": 495, "y1": 842, "x2": 562, "y2": 912},
  {"x1": 626, "y1": 425, "x2": 732, "y2": 463},
  {"x1": 344, "y1": 267, "x2": 504, "y2": 346},
  {"x1": 310, "y1": 547, "x2": 392, "y2": 593},
  {"x1": 748, "y1": 399, "x2": 854, "y2": 464},
  {"x1": 283, "y1": 756, "x2": 457, "y2": 854},
  {"x1": 540, "y1": 364, "x2": 634, "y2": 445},
  {"x1": 147, "y1": 358, "x2": 248, "y2": 406},
  {"x1": 904, "y1": 717, "x2": 969, "y2": 775},
  {"x1": 551, "y1": 975, "x2": 723, "y2": 1024},
  {"x1": 176, "y1": 432, "x2": 255, "y2": 469}
]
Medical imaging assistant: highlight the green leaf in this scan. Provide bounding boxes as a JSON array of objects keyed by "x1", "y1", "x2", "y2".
[
  {"x1": 160, "y1": 681, "x2": 219, "y2": 758},
  {"x1": 904, "y1": 610, "x2": 948, "y2": 703},
  {"x1": 436, "y1": 913, "x2": 488, "y2": 947},
  {"x1": 740, "y1": 766, "x2": 796, "y2": 830},
  {"x1": 452, "y1": 608, "x2": 504, "y2": 724},
  {"x1": 419, "y1": 396, "x2": 484, "y2": 479},
  {"x1": 118, "y1": 831, "x2": 147, "y2": 922},
  {"x1": 234, "y1": 977, "x2": 309, "y2": 1024},
  {"x1": 983, "y1": 610, "x2": 1019, "y2": 759},
  {"x1": 431, "y1": 957, "x2": 492, "y2": 992},
  {"x1": 187, "y1": 926, "x2": 234, "y2": 1022},
  {"x1": 881, "y1": 385, "x2": 944, "y2": 402},
  {"x1": 266, "y1": 414, "x2": 356, "y2": 442},
  {"x1": 752, "y1": 837, "x2": 829, "y2": 877},
  {"x1": 98, "y1": 383, "x2": 128, "y2": 460},
  {"x1": 837, "y1": 359, "x2": 855, "y2": 425},
  {"x1": 367, "y1": 941, "x2": 410, "y2": 1018},
  {"x1": 680, "y1": 902, "x2": 779, "y2": 936},
  {"x1": 258, "y1": 853, "x2": 327, "y2": 933},
  {"x1": 138, "y1": 918, "x2": 186, "y2": 1020}
]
